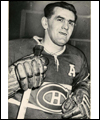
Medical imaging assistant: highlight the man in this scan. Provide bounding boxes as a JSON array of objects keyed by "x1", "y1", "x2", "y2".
[{"x1": 8, "y1": 2, "x2": 90, "y2": 119}]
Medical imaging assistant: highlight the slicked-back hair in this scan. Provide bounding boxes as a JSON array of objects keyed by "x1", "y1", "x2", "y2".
[{"x1": 44, "y1": 2, "x2": 77, "y2": 23}]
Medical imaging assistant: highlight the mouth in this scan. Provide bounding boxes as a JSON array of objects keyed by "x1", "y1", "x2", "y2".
[{"x1": 59, "y1": 32, "x2": 67, "y2": 36}]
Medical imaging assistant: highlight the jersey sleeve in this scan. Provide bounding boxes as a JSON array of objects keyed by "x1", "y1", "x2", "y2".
[{"x1": 72, "y1": 53, "x2": 90, "y2": 94}]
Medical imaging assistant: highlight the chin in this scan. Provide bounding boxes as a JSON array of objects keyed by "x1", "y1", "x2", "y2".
[
  {"x1": 59, "y1": 38, "x2": 69, "y2": 45},
  {"x1": 57, "y1": 42, "x2": 67, "y2": 46}
]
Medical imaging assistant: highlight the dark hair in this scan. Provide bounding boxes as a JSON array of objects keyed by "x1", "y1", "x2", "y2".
[{"x1": 44, "y1": 2, "x2": 77, "y2": 22}]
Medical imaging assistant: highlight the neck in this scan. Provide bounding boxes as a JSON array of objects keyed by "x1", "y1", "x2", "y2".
[{"x1": 41, "y1": 31, "x2": 64, "y2": 54}]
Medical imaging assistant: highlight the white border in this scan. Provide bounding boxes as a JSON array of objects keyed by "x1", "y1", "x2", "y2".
[
  {"x1": 1, "y1": 1, "x2": 8, "y2": 119},
  {"x1": 91, "y1": 1, "x2": 99, "y2": 119},
  {"x1": 1, "y1": 1, "x2": 99, "y2": 119}
]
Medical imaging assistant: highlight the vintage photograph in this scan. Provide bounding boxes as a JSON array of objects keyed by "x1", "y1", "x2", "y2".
[{"x1": 8, "y1": 1, "x2": 91, "y2": 119}]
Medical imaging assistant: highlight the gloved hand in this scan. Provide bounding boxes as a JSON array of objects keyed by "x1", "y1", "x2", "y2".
[
  {"x1": 62, "y1": 89, "x2": 90, "y2": 119},
  {"x1": 8, "y1": 45, "x2": 49, "y2": 98}
]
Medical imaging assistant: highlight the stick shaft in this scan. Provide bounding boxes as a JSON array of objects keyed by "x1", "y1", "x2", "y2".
[{"x1": 17, "y1": 89, "x2": 31, "y2": 119}]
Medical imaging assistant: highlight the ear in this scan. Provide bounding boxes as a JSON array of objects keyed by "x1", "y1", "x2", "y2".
[{"x1": 41, "y1": 17, "x2": 48, "y2": 29}]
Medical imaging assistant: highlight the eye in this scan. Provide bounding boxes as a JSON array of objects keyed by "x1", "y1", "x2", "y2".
[
  {"x1": 68, "y1": 21, "x2": 74, "y2": 26},
  {"x1": 57, "y1": 18, "x2": 64, "y2": 22}
]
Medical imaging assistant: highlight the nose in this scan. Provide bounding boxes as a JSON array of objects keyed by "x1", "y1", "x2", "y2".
[{"x1": 62, "y1": 21, "x2": 69, "y2": 30}]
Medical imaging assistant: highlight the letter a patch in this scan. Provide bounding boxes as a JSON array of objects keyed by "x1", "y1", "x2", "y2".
[{"x1": 68, "y1": 64, "x2": 75, "y2": 77}]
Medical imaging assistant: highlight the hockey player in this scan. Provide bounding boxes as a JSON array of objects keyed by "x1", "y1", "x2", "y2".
[{"x1": 8, "y1": 2, "x2": 90, "y2": 119}]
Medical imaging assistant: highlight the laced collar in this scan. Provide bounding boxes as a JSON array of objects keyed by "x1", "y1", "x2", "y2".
[{"x1": 33, "y1": 36, "x2": 66, "y2": 71}]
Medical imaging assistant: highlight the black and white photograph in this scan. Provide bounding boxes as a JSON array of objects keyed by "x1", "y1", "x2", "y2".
[{"x1": 1, "y1": 1, "x2": 98, "y2": 119}]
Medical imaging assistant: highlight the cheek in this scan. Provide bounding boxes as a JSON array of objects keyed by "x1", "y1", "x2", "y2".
[
  {"x1": 49, "y1": 26, "x2": 58, "y2": 37},
  {"x1": 68, "y1": 27, "x2": 74, "y2": 35}
]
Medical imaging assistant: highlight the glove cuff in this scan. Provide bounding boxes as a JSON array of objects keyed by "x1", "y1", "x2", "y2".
[{"x1": 8, "y1": 65, "x2": 20, "y2": 98}]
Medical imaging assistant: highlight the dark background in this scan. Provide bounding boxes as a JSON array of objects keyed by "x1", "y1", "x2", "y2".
[
  {"x1": 9, "y1": 1, "x2": 90, "y2": 72},
  {"x1": 9, "y1": 1, "x2": 90, "y2": 40},
  {"x1": 9, "y1": 1, "x2": 29, "y2": 39}
]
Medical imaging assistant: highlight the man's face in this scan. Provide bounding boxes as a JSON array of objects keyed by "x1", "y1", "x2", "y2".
[{"x1": 46, "y1": 7, "x2": 75, "y2": 46}]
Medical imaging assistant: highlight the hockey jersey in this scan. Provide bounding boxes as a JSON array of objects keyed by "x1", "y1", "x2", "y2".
[{"x1": 8, "y1": 37, "x2": 89, "y2": 119}]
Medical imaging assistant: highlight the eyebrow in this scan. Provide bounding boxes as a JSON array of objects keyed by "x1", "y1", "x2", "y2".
[
  {"x1": 56, "y1": 15, "x2": 75, "y2": 23},
  {"x1": 56, "y1": 16, "x2": 65, "y2": 20}
]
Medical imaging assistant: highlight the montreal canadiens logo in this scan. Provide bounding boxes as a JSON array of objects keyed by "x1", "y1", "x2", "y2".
[{"x1": 36, "y1": 83, "x2": 68, "y2": 113}]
